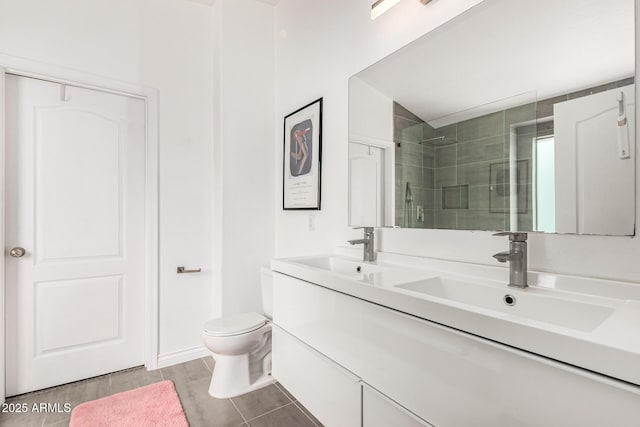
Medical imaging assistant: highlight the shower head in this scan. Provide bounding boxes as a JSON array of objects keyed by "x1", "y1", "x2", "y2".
[{"x1": 421, "y1": 135, "x2": 458, "y2": 146}]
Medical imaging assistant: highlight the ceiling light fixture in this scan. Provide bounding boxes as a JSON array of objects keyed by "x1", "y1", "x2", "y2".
[{"x1": 371, "y1": 0, "x2": 400, "y2": 20}]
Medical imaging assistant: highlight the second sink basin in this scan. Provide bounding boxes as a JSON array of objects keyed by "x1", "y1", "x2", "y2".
[
  {"x1": 294, "y1": 255, "x2": 389, "y2": 277},
  {"x1": 289, "y1": 255, "x2": 440, "y2": 287},
  {"x1": 396, "y1": 276, "x2": 616, "y2": 332}
]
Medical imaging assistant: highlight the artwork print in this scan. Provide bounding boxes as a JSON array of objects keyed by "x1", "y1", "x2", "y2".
[
  {"x1": 289, "y1": 119, "x2": 313, "y2": 177},
  {"x1": 283, "y1": 98, "x2": 323, "y2": 210}
]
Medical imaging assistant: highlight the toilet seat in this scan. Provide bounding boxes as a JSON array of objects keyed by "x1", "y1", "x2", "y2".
[{"x1": 203, "y1": 312, "x2": 267, "y2": 337}]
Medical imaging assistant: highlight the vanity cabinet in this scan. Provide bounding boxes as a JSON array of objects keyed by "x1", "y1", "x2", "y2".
[
  {"x1": 272, "y1": 326, "x2": 361, "y2": 427},
  {"x1": 272, "y1": 272, "x2": 640, "y2": 427}
]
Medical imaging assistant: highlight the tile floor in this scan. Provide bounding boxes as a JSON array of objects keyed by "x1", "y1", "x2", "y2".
[{"x1": 0, "y1": 357, "x2": 322, "y2": 427}]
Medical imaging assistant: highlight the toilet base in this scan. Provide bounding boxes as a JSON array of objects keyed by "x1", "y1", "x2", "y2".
[{"x1": 208, "y1": 351, "x2": 275, "y2": 399}]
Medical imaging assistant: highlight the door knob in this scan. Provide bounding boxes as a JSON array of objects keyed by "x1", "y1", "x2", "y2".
[{"x1": 9, "y1": 247, "x2": 26, "y2": 258}]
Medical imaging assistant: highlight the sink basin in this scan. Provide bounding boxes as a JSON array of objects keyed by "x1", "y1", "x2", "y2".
[
  {"x1": 288, "y1": 255, "x2": 440, "y2": 287},
  {"x1": 396, "y1": 276, "x2": 616, "y2": 332},
  {"x1": 293, "y1": 256, "x2": 389, "y2": 276}
]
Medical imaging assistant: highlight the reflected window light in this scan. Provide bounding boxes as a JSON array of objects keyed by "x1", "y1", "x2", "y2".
[{"x1": 533, "y1": 136, "x2": 556, "y2": 233}]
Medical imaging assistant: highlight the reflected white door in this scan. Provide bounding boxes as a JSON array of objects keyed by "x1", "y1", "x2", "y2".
[
  {"x1": 349, "y1": 142, "x2": 386, "y2": 227},
  {"x1": 5, "y1": 75, "x2": 145, "y2": 396},
  {"x1": 554, "y1": 84, "x2": 635, "y2": 235}
]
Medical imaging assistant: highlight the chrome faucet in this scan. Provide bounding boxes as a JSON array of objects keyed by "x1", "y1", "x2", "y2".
[
  {"x1": 492, "y1": 232, "x2": 528, "y2": 289},
  {"x1": 348, "y1": 227, "x2": 377, "y2": 262}
]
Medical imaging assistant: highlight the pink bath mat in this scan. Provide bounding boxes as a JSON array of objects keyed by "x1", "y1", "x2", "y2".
[{"x1": 69, "y1": 380, "x2": 188, "y2": 427}]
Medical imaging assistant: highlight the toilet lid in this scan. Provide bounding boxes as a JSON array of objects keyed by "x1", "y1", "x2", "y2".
[{"x1": 203, "y1": 312, "x2": 267, "y2": 337}]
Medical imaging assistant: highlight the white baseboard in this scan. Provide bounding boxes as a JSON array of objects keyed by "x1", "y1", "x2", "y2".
[{"x1": 155, "y1": 346, "x2": 210, "y2": 369}]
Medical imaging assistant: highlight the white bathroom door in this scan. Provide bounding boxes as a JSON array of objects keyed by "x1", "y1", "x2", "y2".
[{"x1": 5, "y1": 74, "x2": 146, "y2": 396}]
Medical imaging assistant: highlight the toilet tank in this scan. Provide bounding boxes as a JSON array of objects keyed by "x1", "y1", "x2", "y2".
[{"x1": 261, "y1": 266, "x2": 273, "y2": 318}]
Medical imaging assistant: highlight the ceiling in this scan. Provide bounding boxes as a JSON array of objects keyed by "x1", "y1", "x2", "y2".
[
  {"x1": 184, "y1": 0, "x2": 280, "y2": 6},
  {"x1": 355, "y1": 0, "x2": 635, "y2": 128}
]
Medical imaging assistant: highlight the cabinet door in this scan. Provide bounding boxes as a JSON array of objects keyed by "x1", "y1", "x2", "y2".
[
  {"x1": 272, "y1": 326, "x2": 361, "y2": 427},
  {"x1": 363, "y1": 383, "x2": 434, "y2": 427}
]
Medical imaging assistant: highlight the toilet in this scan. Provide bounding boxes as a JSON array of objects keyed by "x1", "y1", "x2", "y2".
[{"x1": 202, "y1": 267, "x2": 275, "y2": 398}]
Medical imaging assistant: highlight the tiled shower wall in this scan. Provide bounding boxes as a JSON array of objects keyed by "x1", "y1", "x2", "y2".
[
  {"x1": 394, "y1": 103, "x2": 435, "y2": 228},
  {"x1": 393, "y1": 77, "x2": 634, "y2": 231},
  {"x1": 395, "y1": 102, "x2": 534, "y2": 231},
  {"x1": 427, "y1": 104, "x2": 535, "y2": 231}
]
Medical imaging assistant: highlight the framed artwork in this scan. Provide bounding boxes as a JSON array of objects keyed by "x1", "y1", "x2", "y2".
[
  {"x1": 489, "y1": 159, "x2": 529, "y2": 214},
  {"x1": 283, "y1": 98, "x2": 323, "y2": 210}
]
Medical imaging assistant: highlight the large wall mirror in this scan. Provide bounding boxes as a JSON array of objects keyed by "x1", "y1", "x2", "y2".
[{"x1": 348, "y1": 0, "x2": 635, "y2": 235}]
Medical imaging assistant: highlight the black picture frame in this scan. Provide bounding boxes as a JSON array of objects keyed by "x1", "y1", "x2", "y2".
[{"x1": 283, "y1": 98, "x2": 323, "y2": 210}]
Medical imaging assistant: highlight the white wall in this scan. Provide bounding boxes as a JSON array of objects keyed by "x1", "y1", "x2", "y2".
[
  {"x1": 274, "y1": 0, "x2": 486, "y2": 256},
  {"x1": 0, "y1": 0, "x2": 216, "y2": 356},
  {"x1": 214, "y1": 0, "x2": 275, "y2": 316},
  {"x1": 349, "y1": 77, "x2": 393, "y2": 142},
  {"x1": 274, "y1": 0, "x2": 640, "y2": 284}
]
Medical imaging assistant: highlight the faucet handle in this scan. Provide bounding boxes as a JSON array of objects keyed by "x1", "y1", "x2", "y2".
[
  {"x1": 493, "y1": 231, "x2": 528, "y2": 242},
  {"x1": 353, "y1": 226, "x2": 374, "y2": 233}
]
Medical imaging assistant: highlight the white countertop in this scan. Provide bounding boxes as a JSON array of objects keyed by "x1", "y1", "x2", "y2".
[{"x1": 271, "y1": 248, "x2": 640, "y2": 387}]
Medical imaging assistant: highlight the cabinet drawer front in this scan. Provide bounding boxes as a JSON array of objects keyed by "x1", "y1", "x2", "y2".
[
  {"x1": 359, "y1": 296, "x2": 640, "y2": 427},
  {"x1": 363, "y1": 383, "x2": 434, "y2": 427},
  {"x1": 272, "y1": 326, "x2": 361, "y2": 427},
  {"x1": 273, "y1": 272, "x2": 363, "y2": 370}
]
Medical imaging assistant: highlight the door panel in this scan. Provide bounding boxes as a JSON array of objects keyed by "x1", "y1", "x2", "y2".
[
  {"x1": 5, "y1": 75, "x2": 145, "y2": 396},
  {"x1": 35, "y1": 276, "x2": 122, "y2": 354},
  {"x1": 36, "y1": 108, "x2": 122, "y2": 261}
]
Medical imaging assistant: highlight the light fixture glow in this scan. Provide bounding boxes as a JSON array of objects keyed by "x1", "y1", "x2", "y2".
[{"x1": 371, "y1": 0, "x2": 401, "y2": 20}]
